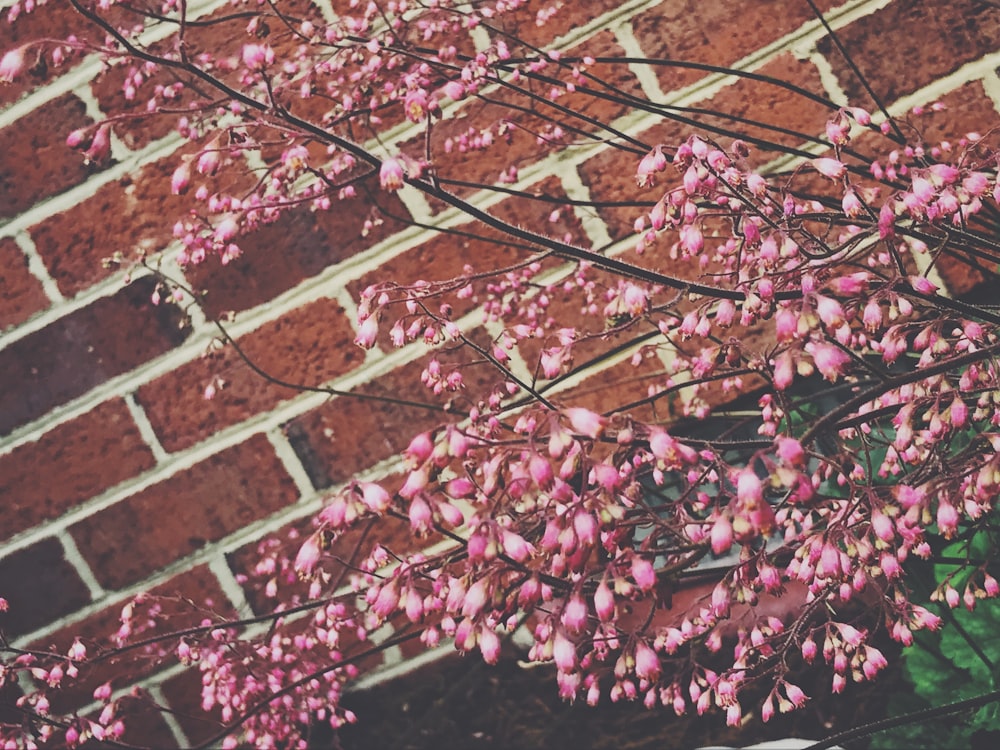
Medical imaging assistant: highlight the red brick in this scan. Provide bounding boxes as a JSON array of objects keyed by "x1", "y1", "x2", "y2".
[
  {"x1": 0, "y1": 93, "x2": 100, "y2": 220},
  {"x1": 489, "y1": 0, "x2": 625, "y2": 50},
  {"x1": 184, "y1": 178, "x2": 411, "y2": 319},
  {"x1": 0, "y1": 399, "x2": 156, "y2": 542},
  {"x1": 228, "y1": 491, "x2": 437, "y2": 614},
  {"x1": 631, "y1": 0, "x2": 839, "y2": 95},
  {"x1": 400, "y1": 46, "x2": 642, "y2": 210},
  {"x1": 897, "y1": 79, "x2": 1000, "y2": 147},
  {"x1": 92, "y1": 697, "x2": 181, "y2": 749},
  {"x1": 579, "y1": 54, "x2": 830, "y2": 241},
  {"x1": 0, "y1": 537, "x2": 91, "y2": 637},
  {"x1": 0, "y1": 276, "x2": 190, "y2": 435},
  {"x1": 136, "y1": 295, "x2": 361, "y2": 452},
  {"x1": 896, "y1": 81, "x2": 999, "y2": 299},
  {"x1": 158, "y1": 668, "x2": 224, "y2": 747},
  {"x1": 554, "y1": 352, "x2": 667, "y2": 423},
  {"x1": 29, "y1": 145, "x2": 248, "y2": 297},
  {"x1": 285, "y1": 346, "x2": 499, "y2": 487},
  {"x1": 69, "y1": 435, "x2": 298, "y2": 590},
  {"x1": 817, "y1": 0, "x2": 1000, "y2": 109},
  {"x1": 0, "y1": 237, "x2": 48, "y2": 329},
  {"x1": 0, "y1": 2, "x2": 91, "y2": 106},
  {"x1": 88, "y1": 0, "x2": 324, "y2": 150},
  {"x1": 29, "y1": 565, "x2": 233, "y2": 715},
  {"x1": 345, "y1": 175, "x2": 579, "y2": 351}
]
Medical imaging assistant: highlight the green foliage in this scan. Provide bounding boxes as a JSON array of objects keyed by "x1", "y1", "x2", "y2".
[{"x1": 872, "y1": 533, "x2": 1000, "y2": 748}]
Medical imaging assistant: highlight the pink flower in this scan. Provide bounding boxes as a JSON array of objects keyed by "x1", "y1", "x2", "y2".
[
  {"x1": 479, "y1": 627, "x2": 501, "y2": 664},
  {"x1": 775, "y1": 437, "x2": 805, "y2": 467},
  {"x1": 636, "y1": 145, "x2": 666, "y2": 186},
  {"x1": 631, "y1": 556, "x2": 656, "y2": 591},
  {"x1": 408, "y1": 494, "x2": 433, "y2": 531},
  {"x1": 736, "y1": 469, "x2": 763, "y2": 505},
  {"x1": 553, "y1": 630, "x2": 577, "y2": 672},
  {"x1": 594, "y1": 578, "x2": 615, "y2": 622},
  {"x1": 214, "y1": 217, "x2": 239, "y2": 243},
  {"x1": 370, "y1": 581, "x2": 399, "y2": 618},
  {"x1": 354, "y1": 315, "x2": 379, "y2": 348},
  {"x1": 441, "y1": 80, "x2": 464, "y2": 100},
  {"x1": 936, "y1": 501, "x2": 959, "y2": 538},
  {"x1": 358, "y1": 482, "x2": 391, "y2": 513},
  {"x1": 461, "y1": 578, "x2": 489, "y2": 618},
  {"x1": 634, "y1": 640, "x2": 661, "y2": 681},
  {"x1": 293, "y1": 533, "x2": 322, "y2": 577},
  {"x1": 908, "y1": 275, "x2": 938, "y2": 294},
  {"x1": 197, "y1": 148, "x2": 221, "y2": 175},
  {"x1": 771, "y1": 350, "x2": 795, "y2": 390},
  {"x1": 565, "y1": 406, "x2": 606, "y2": 439},
  {"x1": 710, "y1": 514, "x2": 733, "y2": 555},
  {"x1": 784, "y1": 682, "x2": 808, "y2": 707},
  {"x1": 806, "y1": 341, "x2": 850, "y2": 381},
  {"x1": 678, "y1": 223, "x2": 704, "y2": 255},
  {"x1": 811, "y1": 157, "x2": 846, "y2": 180},
  {"x1": 842, "y1": 188, "x2": 863, "y2": 217},
  {"x1": 66, "y1": 128, "x2": 88, "y2": 148},
  {"x1": 85, "y1": 124, "x2": 111, "y2": 162},
  {"x1": 501, "y1": 529, "x2": 534, "y2": 562},
  {"x1": 878, "y1": 202, "x2": 896, "y2": 238},
  {"x1": 379, "y1": 157, "x2": 405, "y2": 191},
  {"x1": 242, "y1": 43, "x2": 274, "y2": 70},
  {"x1": 0, "y1": 47, "x2": 26, "y2": 82},
  {"x1": 170, "y1": 161, "x2": 190, "y2": 194},
  {"x1": 774, "y1": 308, "x2": 798, "y2": 342},
  {"x1": 561, "y1": 594, "x2": 588, "y2": 633},
  {"x1": 815, "y1": 295, "x2": 845, "y2": 328}
]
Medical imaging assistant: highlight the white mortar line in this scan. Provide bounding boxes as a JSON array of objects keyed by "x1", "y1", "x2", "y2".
[
  {"x1": 265, "y1": 428, "x2": 317, "y2": 499},
  {"x1": 11, "y1": 231, "x2": 64, "y2": 305},
  {"x1": 613, "y1": 21, "x2": 666, "y2": 104},
  {"x1": 0, "y1": 0, "x2": 230, "y2": 130},
  {"x1": 57, "y1": 531, "x2": 107, "y2": 600},
  {"x1": 123, "y1": 392, "x2": 170, "y2": 464},
  {"x1": 144, "y1": 683, "x2": 191, "y2": 748},
  {"x1": 980, "y1": 68, "x2": 1000, "y2": 112},
  {"x1": 805, "y1": 49, "x2": 850, "y2": 107},
  {"x1": 558, "y1": 164, "x2": 615, "y2": 251},
  {"x1": 208, "y1": 554, "x2": 255, "y2": 617}
]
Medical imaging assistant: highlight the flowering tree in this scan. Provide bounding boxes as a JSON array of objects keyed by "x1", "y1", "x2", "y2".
[{"x1": 3, "y1": 0, "x2": 1000, "y2": 747}]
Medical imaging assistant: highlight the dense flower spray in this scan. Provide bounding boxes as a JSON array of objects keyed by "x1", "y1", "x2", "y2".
[{"x1": 2, "y1": 1, "x2": 1000, "y2": 748}]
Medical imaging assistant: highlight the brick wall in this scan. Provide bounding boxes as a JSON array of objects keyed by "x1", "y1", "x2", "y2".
[{"x1": 2, "y1": 0, "x2": 998, "y2": 745}]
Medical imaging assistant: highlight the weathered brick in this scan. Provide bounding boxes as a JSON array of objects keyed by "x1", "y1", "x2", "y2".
[
  {"x1": 285, "y1": 346, "x2": 498, "y2": 488},
  {"x1": 0, "y1": 537, "x2": 91, "y2": 637},
  {"x1": 0, "y1": 2, "x2": 91, "y2": 106},
  {"x1": 579, "y1": 54, "x2": 830, "y2": 240},
  {"x1": 0, "y1": 399, "x2": 156, "y2": 542},
  {"x1": 817, "y1": 0, "x2": 1000, "y2": 109},
  {"x1": 228, "y1": 487, "x2": 437, "y2": 614},
  {"x1": 631, "y1": 0, "x2": 838, "y2": 95},
  {"x1": 158, "y1": 668, "x2": 225, "y2": 747},
  {"x1": 29, "y1": 565, "x2": 233, "y2": 715},
  {"x1": 400, "y1": 46, "x2": 642, "y2": 209},
  {"x1": 0, "y1": 276, "x2": 190, "y2": 436},
  {"x1": 554, "y1": 352, "x2": 667, "y2": 423},
  {"x1": 346, "y1": 175, "x2": 579, "y2": 351},
  {"x1": 490, "y1": 0, "x2": 625, "y2": 49},
  {"x1": 897, "y1": 81, "x2": 999, "y2": 299},
  {"x1": 29, "y1": 145, "x2": 248, "y2": 297},
  {"x1": 136, "y1": 295, "x2": 360, "y2": 452},
  {"x1": 69, "y1": 435, "x2": 298, "y2": 590},
  {"x1": 0, "y1": 93, "x2": 100, "y2": 220},
  {"x1": 0, "y1": 237, "x2": 48, "y2": 329},
  {"x1": 184, "y1": 178, "x2": 411, "y2": 319}
]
